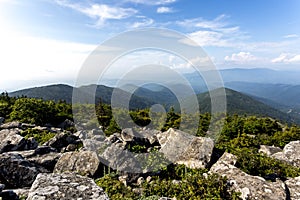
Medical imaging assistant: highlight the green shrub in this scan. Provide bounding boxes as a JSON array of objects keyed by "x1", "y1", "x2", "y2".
[
  {"x1": 141, "y1": 171, "x2": 241, "y2": 199},
  {"x1": 95, "y1": 173, "x2": 137, "y2": 200},
  {"x1": 234, "y1": 148, "x2": 300, "y2": 179},
  {"x1": 20, "y1": 129, "x2": 56, "y2": 145}
]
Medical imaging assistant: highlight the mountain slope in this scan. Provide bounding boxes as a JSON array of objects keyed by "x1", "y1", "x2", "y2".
[
  {"x1": 183, "y1": 88, "x2": 299, "y2": 124},
  {"x1": 9, "y1": 84, "x2": 74, "y2": 102},
  {"x1": 225, "y1": 82, "x2": 300, "y2": 110},
  {"x1": 9, "y1": 84, "x2": 156, "y2": 109}
]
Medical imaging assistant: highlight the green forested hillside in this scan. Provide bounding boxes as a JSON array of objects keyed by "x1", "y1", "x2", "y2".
[
  {"x1": 9, "y1": 84, "x2": 156, "y2": 109},
  {"x1": 179, "y1": 88, "x2": 299, "y2": 125},
  {"x1": 8, "y1": 84, "x2": 300, "y2": 125}
]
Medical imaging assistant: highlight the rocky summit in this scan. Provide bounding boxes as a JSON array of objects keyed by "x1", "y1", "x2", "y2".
[{"x1": 0, "y1": 119, "x2": 300, "y2": 199}]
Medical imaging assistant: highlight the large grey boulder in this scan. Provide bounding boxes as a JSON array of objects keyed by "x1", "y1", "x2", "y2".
[
  {"x1": 54, "y1": 151, "x2": 100, "y2": 177},
  {"x1": 75, "y1": 129, "x2": 106, "y2": 141},
  {"x1": 9, "y1": 146, "x2": 61, "y2": 171},
  {"x1": 272, "y1": 141, "x2": 300, "y2": 167},
  {"x1": 27, "y1": 173, "x2": 109, "y2": 200},
  {"x1": 99, "y1": 142, "x2": 142, "y2": 173},
  {"x1": 82, "y1": 139, "x2": 143, "y2": 173},
  {"x1": 0, "y1": 153, "x2": 48, "y2": 188},
  {"x1": 0, "y1": 129, "x2": 26, "y2": 153},
  {"x1": 285, "y1": 176, "x2": 300, "y2": 199},
  {"x1": 28, "y1": 152, "x2": 62, "y2": 171},
  {"x1": 44, "y1": 132, "x2": 80, "y2": 151},
  {"x1": 158, "y1": 128, "x2": 214, "y2": 169},
  {"x1": 210, "y1": 152, "x2": 286, "y2": 200},
  {"x1": 138, "y1": 128, "x2": 161, "y2": 145},
  {"x1": 105, "y1": 133, "x2": 122, "y2": 144},
  {"x1": 57, "y1": 119, "x2": 75, "y2": 130},
  {"x1": 24, "y1": 137, "x2": 39, "y2": 150},
  {"x1": 82, "y1": 139, "x2": 107, "y2": 152},
  {"x1": 121, "y1": 128, "x2": 150, "y2": 145}
]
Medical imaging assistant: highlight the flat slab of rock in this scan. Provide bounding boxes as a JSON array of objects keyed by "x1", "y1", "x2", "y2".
[
  {"x1": 27, "y1": 173, "x2": 109, "y2": 200},
  {"x1": 54, "y1": 151, "x2": 100, "y2": 177},
  {"x1": 158, "y1": 128, "x2": 214, "y2": 169},
  {"x1": 210, "y1": 152, "x2": 286, "y2": 200},
  {"x1": 272, "y1": 141, "x2": 300, "y2": 167}
]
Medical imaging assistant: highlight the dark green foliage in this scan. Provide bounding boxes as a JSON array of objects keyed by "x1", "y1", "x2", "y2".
[
  {"x1": 10, "y1": 98, "x2": 55, "y2": 125},
  {"x1": 104, "y1": 118, "x2": 121, "y2": 136},
  {"x1": 20, "y1": 129, "x2": 56, "y2": 145},
  {"x1": 129, "y1": 109, "x2": 151, "y2": 127},
  {"x1": 95, "y1": 173, "x2": 137, "y2": 200},
  {"x1": 161, "y1": 107, "x2": 181, "y2": 131},
  {"x1": 141, "y1": 172, "x2": 240, "y2": 200},
  {"x1": 126, "y1": 144, "x2": 148, "y2": 153},
  {"x1": 0, "y1": 92, "x2": 16, "y2": 119},
  {"x1": 216, "y1": 115, "x2": 300, "y2": 180},
  {"x1": 8, "y1": 97, "x2": 72, "y2": 126},
  {"x1": 234, "y1": 148, "x2": 300, "y2": 179},
  {"x1": 95, "y1": 166, "x2": 241, "y2": 200},
  {"x1": 96, "y1": 100, "x2": 112, "y2": 128}
]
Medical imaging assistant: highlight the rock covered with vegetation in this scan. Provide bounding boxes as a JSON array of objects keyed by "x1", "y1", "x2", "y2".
[
  {"x1": 210, "y1": 152, "x2": 287, "y2": 199},
  {"x1": 1, "y1": 93, "x2": 300, "y2": 199}
]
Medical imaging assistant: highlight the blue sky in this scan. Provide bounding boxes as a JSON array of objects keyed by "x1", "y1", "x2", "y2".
[{"x1": 1, "y1": 0, "x2": 300, "y2": 91}]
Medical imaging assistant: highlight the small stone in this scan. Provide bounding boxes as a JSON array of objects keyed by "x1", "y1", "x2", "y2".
[
  {"x1": 146, "y1": 176, "x2": 152, "y2": 183},
  {"x1": 137, "y1": 177, "x2": 144, "y2": 186}
]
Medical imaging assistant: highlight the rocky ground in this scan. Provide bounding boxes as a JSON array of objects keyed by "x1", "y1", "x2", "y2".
[{"x1": 0, "y1": 118, "x2": 300, "y2": 200}]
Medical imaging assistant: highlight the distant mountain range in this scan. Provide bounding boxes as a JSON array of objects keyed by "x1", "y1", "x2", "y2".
[
  {"x1": 185, "y1": 68, "x2": 300, "y2": 86},
  {"x1": 9, "y1": 83, "x2": 300, "y2": 125},
  {"x1": 225, "y1": 82, "x2": 300, "y2": 110}
]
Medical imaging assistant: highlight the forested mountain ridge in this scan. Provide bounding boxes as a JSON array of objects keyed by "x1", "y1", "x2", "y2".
[
  {"x1": 9, "y1": 84, "x2": 155, "y2": 109},
  {"x1": 8, "y1": 84, "x2": 300, "y2": 125}
]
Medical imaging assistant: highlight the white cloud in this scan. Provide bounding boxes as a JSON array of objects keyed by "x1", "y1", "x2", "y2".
[
  {"x1": 181, "y1": 30, "x2": 232, "y2": 47},
  {"x1": 55, "y1": 0, "x2": 137, "y2": 27},
  {"x1": 283, "y1": 34, "x2": 299, "y2": 39},
  {"x1": 125, "y1": 0, "x2": 176, "y2": 5},
  {"x1": 272, "y1": 53, "x2": 300, "y2": 63},
  {"x1": 0, "y1": 29, "x2": 96, "y2": 90},
  {"x1": 177, "y1": 14, "x2": 229, "y2": 30},
  {"x1": 177, "y1": 15, "x2": 245, "y2": 48},
  {"x1": 157, "y1": 7, "x2": 174, "y2": 13},
  {"x1": 225, "y1": 52, "x2": 257, "y2": 63},
  {"x1": 131, "y1": 18, "x2": 154, "y2": 28}
]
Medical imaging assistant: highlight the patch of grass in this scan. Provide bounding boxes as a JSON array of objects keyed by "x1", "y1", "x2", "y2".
[{"x1": 20, "y1": 129, "x2": 56, "y2": 145}]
